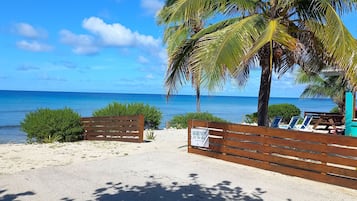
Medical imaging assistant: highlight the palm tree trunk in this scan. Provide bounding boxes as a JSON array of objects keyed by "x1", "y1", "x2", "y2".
[
  {"x1": 257, "y1": 62, "x2": 272, "y2": 126},
  {"x1": 196, "y1": 84, "x2": 201, "y2": 112}
]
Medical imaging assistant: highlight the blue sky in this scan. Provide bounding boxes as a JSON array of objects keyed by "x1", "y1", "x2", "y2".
[{"x1": 0, "y1": 0, "x2": 356, "y2": 97}]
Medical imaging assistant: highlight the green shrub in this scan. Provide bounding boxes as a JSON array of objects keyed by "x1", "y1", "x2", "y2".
[
  {"x1": 330, "y1": 106, "x2": 340, "y2": 113},
  {"x1": 93, "y1": 102, "x2": 162, "y2": 129},
  {"x1": 168, "y1": 112, "x2": 228, "y2": 129},
  {"x1": 268, "y1": 104, "x2": 301, "y2": 123},
  {"x1": 21, "y1": 108, "x2": 83, "y2": 143},
  {"x1": 244, "y1": 112, "x2": 258, "y2": 124},
  {"x1": 244, "y1": 103, "x2": 301, "y2": 124}
]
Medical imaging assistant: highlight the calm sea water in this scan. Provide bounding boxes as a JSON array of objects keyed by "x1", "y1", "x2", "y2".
[{"x1": 0, "y1": 90, "x2": 336, "y2": 143}]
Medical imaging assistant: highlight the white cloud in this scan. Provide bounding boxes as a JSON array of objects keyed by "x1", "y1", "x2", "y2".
[
  {"x1": 82, "y1": 17, "x2": 160, "y2": 48},
  {"x1": 59, "y1": 30, "x2": 99, "y2": 55},
  {"x1": 140, "y1": 0, "x2": 164, "y2": 15},
  {"x1": 14, "y1": 23, "x2": 46, "y2": 38},
  {"x1": 146, "y1": 73, "x2": 154, "y2": 79},
  {"x1": 16, "y1": 40, "x2": 53, "y2": 52},
  {"x1": 17, "y1": 64, "x2": 40, "y2": 71},
  {"x1": 138, "y1": 56, "x2": 150, "y2": 64},
  {"x1": 60, "y1": 17, "x2": 164, "y2": 59}
]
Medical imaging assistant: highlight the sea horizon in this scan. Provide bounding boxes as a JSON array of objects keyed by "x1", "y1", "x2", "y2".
[
  {"x1": 0, "y1": 89, "x2": 331, "y2": 99},
  {"x1": 0, "y1": 90, "x2": 336, "y2": 143}
]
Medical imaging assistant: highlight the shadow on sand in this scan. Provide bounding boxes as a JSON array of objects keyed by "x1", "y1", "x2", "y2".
[
  {"x1": 90, "y1": 173, "x2": 266, "y2": 201},
  {"x1": 0, "y1": 189, "x2": 35, "y2": 201},
  {"x1": 0, "y1": 173, "x2": 268, "y2": 200}
]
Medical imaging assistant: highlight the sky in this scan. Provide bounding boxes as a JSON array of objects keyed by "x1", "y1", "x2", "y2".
[{"x1": 0, "y1": 0, "x2": 356, "y2": 97}]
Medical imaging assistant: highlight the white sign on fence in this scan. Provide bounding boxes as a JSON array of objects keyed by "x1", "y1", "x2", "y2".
[{"x1": 191, "y1": 128, "x2": 209, "y2": 148}]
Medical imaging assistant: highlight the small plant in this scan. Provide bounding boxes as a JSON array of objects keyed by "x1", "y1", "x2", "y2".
[
  {"x1": 169, "y1": 112, "x2": 228, "y2": 129},
  {"x1": 21, "y1": 108, "x2": 83, "y2": 143},
  {"x1": 93, "y1": 102, "x2": 162, "y2": 129},
  {"x1": 145, "y1": 129, "x2": 156, "y2": 141},
  {"x1": 244, "y1": 112, "x2": 258, "y2": 124}
]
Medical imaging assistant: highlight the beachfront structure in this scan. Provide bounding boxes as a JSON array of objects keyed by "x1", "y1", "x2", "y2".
[{"x1": 345, "y1": 91, "x2": 357, "y2": 137}]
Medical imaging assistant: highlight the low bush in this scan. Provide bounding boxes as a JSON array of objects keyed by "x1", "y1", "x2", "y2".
[
  {"x1": 244, "y1": 103, "x2": 301, "y2": 124},
  {"x1": 244, "y1": 112, "x2": 258, "y2": 124},
  {"x1": 268, "y1": 104, "x2": 301, "y2": 123},
  {"x1": 168, "y1": 112, "x2": 228, "y2": 129},
  {"x1": 21, "y1": 108, "x2": 83, "y2": 143},
  {"x1": 330, "y1": 106, "x2": 340, "y2": 113},
  {"x1": 93, "y1": 102, "x2": 162, "y2": 129}
]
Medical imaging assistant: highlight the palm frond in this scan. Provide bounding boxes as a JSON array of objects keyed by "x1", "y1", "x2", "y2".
[
  {"x1": 165, "y1": 39, "x2": 195, "y2": 96},
  {"x1": 157, "y1": 0, "x2": 224, "y2": 25},
  {"x1": 189, "y1": 15, "x2": 263, "y2": 90},
  {"x1": 306, "y1": 1, "x2": 357, "y2": 85},
  {"x1": 163, "y1": 25, "x2": 190, "y2": 55},
  {"x1": 244, "y1": 19, "x2": 299, "y2": 62}
]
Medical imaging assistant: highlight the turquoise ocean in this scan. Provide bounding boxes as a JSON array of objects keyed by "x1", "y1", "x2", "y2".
[{"x1": 0, "y1": 90, "x2": 336, "y2": 144}]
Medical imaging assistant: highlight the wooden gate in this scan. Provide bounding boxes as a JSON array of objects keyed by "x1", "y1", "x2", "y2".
[
  {"x1": 188, "y1": 120, "x2": 357, "y2": 189},
  {"x1": 81, "y1": 115, "x2": 144, "y2": 143}
]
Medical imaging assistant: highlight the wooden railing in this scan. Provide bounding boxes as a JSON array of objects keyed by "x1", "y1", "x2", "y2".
[
  {"x1": 188, "y1": 120, "x2": 357, "y2": 190},
  {"x1": 81, "y1": 115, "x2": 144, "y2": 143}
]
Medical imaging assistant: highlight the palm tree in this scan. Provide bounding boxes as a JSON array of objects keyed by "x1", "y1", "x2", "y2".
[
  {"x1": 157, "y1": 0, "x2": 357, "y2": 126},
  {"x1": 296, "y1": 69, "x2": 348, "y2": 114},
  {"x1": 159, "y1": 0, "x2": 206, "y2": 112}
]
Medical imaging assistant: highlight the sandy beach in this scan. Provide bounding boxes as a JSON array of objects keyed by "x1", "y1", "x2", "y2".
[{"x1": 1, "y1": 128, "x2": 356, "y2": 201}]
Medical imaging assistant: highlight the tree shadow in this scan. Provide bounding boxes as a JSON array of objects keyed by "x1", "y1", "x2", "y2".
[
  {"x1": 92, "y1": 173, "x2": 266, "y2": 201},
  {"x1": 0, "y1": 189, "x2": 35, "y2": 201}
]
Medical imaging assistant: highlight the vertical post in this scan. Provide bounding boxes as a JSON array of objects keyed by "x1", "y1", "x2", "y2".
[
  {"x1": 320, "y1": 140, "x2": 328, "y2": 176},
  {"x1": 345, "y1": 92, "x2": 353, "y2": 136},
  {"x1": 138, "y1": 115, "x2": 144, "y2": 142},
  {"x1": 188, "y1": 119, "x2": 192, "y2": 153}
]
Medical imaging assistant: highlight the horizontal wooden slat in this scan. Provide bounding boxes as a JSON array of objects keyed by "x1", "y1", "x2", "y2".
[
  {"x1": 327, "y1": 145, "x2": 357, "y2": 157},
  {"x1": 267, "y1": 146, "x2": 324, "y2": 162},
  {"x1": 222, "y1": 146, "x2": 266, "y2": 161},
  {"x1": 224, "y1": 139, "x2": 263, "y2": 152},
  {"x1": 85, "y1": 132, "x2": 140, "y2": 137},
  {"x1": 326, "y1": 155, "x2": 357, "y2": 167},
  {"x1": 326, "y1": 166, "x2": 357, "y2": 179},
  {"x1": 267, "y1": 154, "x2": 325, "y2": 173},
  {"x1": 225, "y1": 132, "x2": 263, "y2": 143},
  {"x1": 266, "y1": 137, "x2": 326, "y2": 153},
  {"x1": 209, "y1": 130, "x2": 225, "y2": 137},
  {"x1": 188, "y1": 120, "x2": 357, "y2": 190},
  {"x1": 81, "y1": 115, "x2": 144, "y2": 143},
  {"x1": 86, "y1": 136, "x2": 140, "y2": 143}
]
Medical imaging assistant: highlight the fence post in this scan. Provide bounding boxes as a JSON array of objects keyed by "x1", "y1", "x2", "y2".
[
  {"x1": 138, "y1": 114, "x2": 144, "y2": 143},
  {"x1": 188, "y1": 120, "x2": 192, "y2": 153},
  {"x1": 321, "y1": 139, "x2": 328, "y2": 176},
  {"x1": 262, "y1": 127, "x2": 271, "y2": 168}
]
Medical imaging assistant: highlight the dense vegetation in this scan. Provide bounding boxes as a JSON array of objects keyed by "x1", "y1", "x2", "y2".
[
  {"x1": 245, "y1": 104, "x2": 301, "y2": 124},
  {"x1": 93, "y1": 102, "x2": 162, "y2": 129},
  {"x1": 21, "y1": 108, "x2": 83, "y2": 143},
  {"x1": 168, "y1": 112, "x2": 228, "y2": 129}
]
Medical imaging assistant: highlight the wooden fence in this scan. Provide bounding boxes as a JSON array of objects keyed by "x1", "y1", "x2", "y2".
[
  {"x1": 188, "y1": 120, "x2": 357, "y2": 190},
  {"x1": 81, "y1": 115, "x2": 144, "y2": 143}
]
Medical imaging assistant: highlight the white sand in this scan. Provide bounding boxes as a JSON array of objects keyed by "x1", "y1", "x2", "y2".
[
  {"x1": 0, "y1": 129, "x2": 187, "y2": 175},
  {"x1": 0, "y1": 128, "x2": 356, "y2": 201}
]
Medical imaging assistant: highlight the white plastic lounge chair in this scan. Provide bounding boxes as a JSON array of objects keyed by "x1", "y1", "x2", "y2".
[
  {"x1": 297, "y1": 115, "x2": 313, "y2": 130},
  {"x1": 280, "y1": 116, "x2": 300, "y2": 129},
  {"x1": 270, "y1": 116, "x2": 282, "y2": 128}
]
